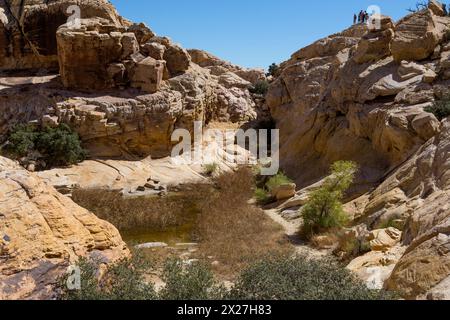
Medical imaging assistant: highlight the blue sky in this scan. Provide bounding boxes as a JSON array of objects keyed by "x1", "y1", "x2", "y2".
[{"x1": 111, "y1": 0, "x2": 422, "y2": 69}]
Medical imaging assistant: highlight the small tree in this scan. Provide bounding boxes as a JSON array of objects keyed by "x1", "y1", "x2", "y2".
[
  {"x1": 267, "y1": 63, "x2": 279, "y2": 77},
  {"x1": 301, "y1": 161, "x2": 358, "y2": 237},
  {"x1": 407, "y1": 1, "x2": 428, "y2": 13}
]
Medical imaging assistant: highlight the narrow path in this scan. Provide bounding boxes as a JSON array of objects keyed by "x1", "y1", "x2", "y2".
[{"x1": 264, "y1": 209, "x2": 328, "y2": 258}]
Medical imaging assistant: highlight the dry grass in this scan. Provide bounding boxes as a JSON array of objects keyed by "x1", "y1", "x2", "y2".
[
  {"x1": 193, "y1": 167, "x2": 292, "y2": 278},
  {"x1": 73, "y1": 167, "x2": 292, "y2": 278},
  {"x1": 72, "y1": 185, "x2": 213, "y2": 232}
]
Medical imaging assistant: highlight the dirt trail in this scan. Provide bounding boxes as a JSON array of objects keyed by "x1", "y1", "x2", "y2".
[{"x1": 264, "y1": 209, "x2": 328, "y2": 258}]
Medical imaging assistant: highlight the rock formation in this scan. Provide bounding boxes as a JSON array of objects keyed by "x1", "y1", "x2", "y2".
[
  {"x1": 0, "y1": 0, "x2": 124, "y2": 70},
  {"x1": 266, "y1": 2, "x2": 450, "y2": 299},
  {"x1": 0, "y1": 156, "x2": 128, "y2": 299},
  {"x1": 0, "y1": 0, "x2": 261, "y2": 159}
]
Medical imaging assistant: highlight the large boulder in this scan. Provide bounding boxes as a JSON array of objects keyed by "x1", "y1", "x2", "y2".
[
  {"x1": 56, "y1": 18, "x2": 139, "y2": 91},
  {"x1": 352, "y1": 16, "x2": 394, "y2": 64},
  {"x1": 129, "y1": 57, "x2": 165, "y2": 93},
  {"x1": 391, "y1": 10, "x2": 447, "y2": 62},
  {"x1": 344, "y1": 120, "x2": 450, "y2": 299},
  {"x1": 0, "y1": 157, "x2": 128, "y2": 299}
]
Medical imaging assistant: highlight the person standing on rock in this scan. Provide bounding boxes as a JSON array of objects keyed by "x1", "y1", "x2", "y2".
[
  {"x1": 364, "y1": 11, "x2": 369, "y2": 23},
  {"x1": 353, "y1": 14, "x2": 357, "y2": 24},
  {"x1": 358, "y1": 11, "x2": 362, "y2": 23}
]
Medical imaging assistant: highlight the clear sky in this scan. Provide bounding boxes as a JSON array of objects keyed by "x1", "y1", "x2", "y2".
[{"x1": 111, "y1": 0, "x2": 424, "y2": 69}]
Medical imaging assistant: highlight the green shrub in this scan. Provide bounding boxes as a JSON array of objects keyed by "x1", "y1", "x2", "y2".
[
  {"x1": 159, "y1": 258, "x2": 224, "y2": 300},
  {"x1": 265, "y1": 172, "x2": 293, "y2": 193},
  {"x1": 37, "y1": 124, "x2": 86, "y2": 167},
  {"x1": 59, "y1": 253, "x2": 394, "y2": 301},
  {"x1": 424, "y1": 99, "x2": 450, "y2": 121},
  {"x1": 301, "y1": 161, "x2": 358, "y2": 237},
  {"x1": 203, "y1": 162, "x2": 219, "y2": 176},
  {"x1": 5, "y1": 124, "x2": 86, "y2": 169},
  {"x1": 228, "y1": 254, "x2": 393, "y2": 300},
  {"x1": 6, "y1": 124, "x2": 39, "y2": 157},
  {"x1": 249, "y1": 80, "x2": 269, "y2": 95},
  {"x1": 59, "y1": 253, "x2": 156, "y2": 300},
  {"x1": 254, "y1": 187, "x2": 272, "y2": 205}
]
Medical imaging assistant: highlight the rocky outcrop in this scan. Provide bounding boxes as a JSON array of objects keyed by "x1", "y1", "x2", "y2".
[
  {"x1": 1, "y1": 13, "x2": 258, "y2": 159},
  {"x1": 188, "y1": 49, "x2": 266, "y2": 84},
  {"x1": 267, "y1": 7, "x2": 450, "y2": 298},
  {"x1": 0, "y1": 0, "x2": 125, "y2": 71},
  {"x1": 391, "y1": 9, "x2": 448, "y2": 62},
  {"x1": 0, "y1": 156, "x2": 128, "y2": 299},
  {"x1": 266, "y1": 11, "x2": 442, "y2": 195}
]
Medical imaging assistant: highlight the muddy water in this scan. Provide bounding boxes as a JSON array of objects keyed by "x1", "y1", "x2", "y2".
[{"x1": 72, "y1": 187, "x2": 212, "y2": 246}]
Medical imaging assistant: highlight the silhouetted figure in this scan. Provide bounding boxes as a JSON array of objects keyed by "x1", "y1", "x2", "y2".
[
  {"x1": 358, "y1": 11, "x2": 363, "y2": 23},
  {"x1": 353, "y1": 14, "x2": 357, "y2": 24},
  {"x1": 364, "y1": 11, "x2": 369, "y2": 23}
]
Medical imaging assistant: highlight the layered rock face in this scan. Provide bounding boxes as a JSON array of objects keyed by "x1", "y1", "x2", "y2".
[
  {"x1": 267, "y1": 12, "x2": 444, "y2": 193},
  {"x1": 0, "y1": 156, "x2": 128, "y2": 299},
  {"x1": 0, "y1": 0, "x2": 124, "y2": 70},
  {"x1": 268, "y1": 5, "x2": 450, "y2": 299},
  {"x1": 0, "y1": 1, "x2": 260, "y2": 159}
]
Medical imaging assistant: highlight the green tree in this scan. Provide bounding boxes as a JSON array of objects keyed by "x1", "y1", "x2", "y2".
[
  {"x1": 267, "y1": 63, "x2": 279, "y2": 77},
  {"x1": 301, "y1": 161, "x2": 358, "y2": 237}
]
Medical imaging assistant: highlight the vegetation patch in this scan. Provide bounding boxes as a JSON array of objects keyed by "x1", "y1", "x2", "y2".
[
  {"x1": 228, "y1": 254, "x2": 394, "y2": 300},
  {"x1": 194, "y1": 167, "x2": 292, "y2": 277},
  {"x1": 253, "y1": 171, "x2": 293, "y2": 204},
  {"x1": 3, "y1": 124, "x2": 86, "y2": 169},
  {"x1": 301, "y1": 161, "x2": 358, "y2": 238},
  {"x1": 424, "y1": 98, "x2": 450, "y2": 121},
  {"x1": 58, "y1": 253, "x2": 393, "y2": 300},
  {"x1": 249, "y1": 80, "x2": 269, "y2": 95},
  {"x1": 203, "y1": 162, "x2": 219, "y2": 176}
]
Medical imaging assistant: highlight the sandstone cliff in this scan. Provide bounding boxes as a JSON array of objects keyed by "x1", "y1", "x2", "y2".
[
  {"x1": 267, "y1": 5, "x2": 450, "y2": 299},
  {"x1": 0, "y1": 156, "x2": 128, "y2": 299}
]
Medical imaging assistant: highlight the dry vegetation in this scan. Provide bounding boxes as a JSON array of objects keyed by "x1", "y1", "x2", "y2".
[
  {"x1": 193, "y1": 167, "x2": 292, "y2": 277},
  {"x1": 73, "y1": 167, "x2": 292, "y2": 278},
  {"x1": 72, "y1": 185, "x2": 214, "y2": 232}
]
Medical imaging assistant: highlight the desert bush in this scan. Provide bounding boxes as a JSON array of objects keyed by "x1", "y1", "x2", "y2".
[
  {"x1": 203, "y1": 162, "x2": 219, "y2": 176},
  {"x1": 424, "y1": 98, "x2": 450, "y2": 121},
  {"x1": 254, "y1": 187, "x2": 273, "y2": 204},
  {"x1": 59, "y1": 252, "x2": 394, "y2": 300},
  {"x1": 59, "y1": 253, "x2": 156, "y2": 300},
  {"x1": 301, "y1": 161, "x2": 358, "y2": 237},
  {"x1": 228, "y1": 254, "x2": 393, "y2": 300},
  {"x1": 5, "y1": 124, "x2": 86, "y2": 169},
  {"x1": 249, "y1": 80, "x2": 269, "y2": 95},
  {"x1": 159, "y1": 258, "x2": 224, "y2": 300},
  {"x1": 265, "y1": 172, "x2": 293, "y2": 193}
]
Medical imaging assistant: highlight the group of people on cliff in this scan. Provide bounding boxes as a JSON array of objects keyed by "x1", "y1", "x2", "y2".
[{"x1": 353, "y1": 10, "x2": 369, "y2": 24}]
